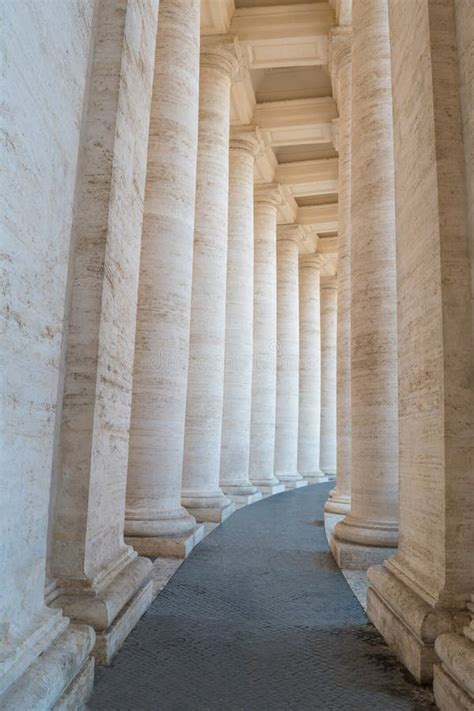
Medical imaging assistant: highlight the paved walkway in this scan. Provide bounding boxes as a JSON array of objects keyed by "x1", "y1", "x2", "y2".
[{"x1": 89, "y1": 484, "x2": 435, "y2": 710}]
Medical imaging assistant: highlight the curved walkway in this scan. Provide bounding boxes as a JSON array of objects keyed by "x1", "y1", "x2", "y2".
[{"x1": 89, "y1": 484, "x2": 435, "y2": 710}]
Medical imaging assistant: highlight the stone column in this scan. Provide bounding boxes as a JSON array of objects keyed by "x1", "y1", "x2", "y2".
[
  {"x1": 368, "y1": 0, "x2": 474, "y2": 688},
  {"x1": 319, "y1": 276, "x2": 338, "y2": 478},
  {"x1": 49, "y1": 0, "x2": 160, "y2": 664},
  {"x1": 220, "y1": 127, "x2": 262, "y2": 505},
  {"x1": 181, "y1": 36, "x2": 240, "y2": 522},
  {"x1": 125, "y1": 0, "x2": 202, "y2": 558},
  {"x1": 274, "y1": 225, "x2": 307, "y2": 489},
  {"x1": 333, "y1": 0, "x2": 399, "y2": 569},
  {"x1": 325, "y1": 27, "x2": 352, "y2": 517},
  {"x1": 0, "y1": 0, "x2": 102, "y2": 703},
  {"x1": 249, "y1": 184, "x2": 286, "y2": 495},
  {"x1": 297, "y1": 254, "x2": 326, "y2": 483}
]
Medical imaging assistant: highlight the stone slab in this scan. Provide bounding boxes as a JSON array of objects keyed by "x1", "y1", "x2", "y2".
[
  {"x1": 332, "y1": 537, "x2": 396, "y2": 571},
  {"x1": 53, "y1": 657, "x2": 94, "y2": 711},
  {"x1": 190, "y1": 502, "x2": 236, "y2": 523},
  {"x1": 228, "y1": 492, "x2": 262, "y2": 506},
  {"x1": 94, "y1": 580, "x2": 153, "y2": 665},
  {"x1": 434, "y1": 662, "x2": 474, "y2": 711},
  {"x1": 257, "y1": 483, "x2": 286, "y2": 496},
  {"x1": 126, "y1": 524, "x2": 205, "y2": 559},
  {"x1": 284, "y1": 480, "x2": 308, "y2": 490}
]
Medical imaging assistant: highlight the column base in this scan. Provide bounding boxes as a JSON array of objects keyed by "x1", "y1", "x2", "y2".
[
  {"x1": 367, "y1": 563, "x2": 470, "y2": 683},
  {"x1": 256, "y1": 482, "x2": 286, "y2": 496},
  {"x1": 434, "y1": 633, "x2": 474, "y2": 711},
  {"x1": 229, "y1": 491, "x2": 263, "y2": 506},
  {"x1": 53, "y1": 555, "x2": 152, "y2": 664},
  {"x1": 0, "y1": 624, "x2": 95, "y2": 711},
  {"x1": 185, "y1": 501, "x2": 236, "y2": 524},
  {"x1": 332, "y1": 536, "x2": 396, "y2": 570},
  {"x1": 324, "y1": 491, "x2": 351, "y2": 515},
  {"x1": 93, "y1": 579, "x2": 153, "y2": 664},
  {"x1": 181, "y1": 491, "x2": 235, "y2": 523},
  {"x1": 284, "y1": 479, "x2": 308, "y2": 490},
  {"x1": 303, "y1": 471, "x2": 329, "y2": 483},
  {"x1": 125, "y1": 524, "x2": 205, "y2": 559},
  {"x1": 124, "y1": 505, "x2": 196, "y2": 539}
]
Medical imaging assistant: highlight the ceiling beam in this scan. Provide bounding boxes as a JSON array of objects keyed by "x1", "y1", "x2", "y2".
[
  {"x1": 254, "y1": 97, "x2": 338, "y2": 147},
  {"x1": 230, "y1": 2, "x2": 335, "y2": 69},
  {"x1": 276, "y1": 158, "x2": 338, "y2": 197},
  {"x1": 297, "y1": 202, "x2": 338, "y2": 231}
]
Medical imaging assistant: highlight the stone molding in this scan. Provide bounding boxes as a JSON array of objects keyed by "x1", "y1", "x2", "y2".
[
  {"x1": 254, "y1": 182, "x2": 285, "y2": 207},
  {"x1": 230, "y1": 124, "x2": 264, "y2": 156}
]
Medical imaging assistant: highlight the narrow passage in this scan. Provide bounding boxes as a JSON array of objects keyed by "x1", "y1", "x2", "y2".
[{"x1": 89, "y1": 484, "x2": 435, "y2": 710}]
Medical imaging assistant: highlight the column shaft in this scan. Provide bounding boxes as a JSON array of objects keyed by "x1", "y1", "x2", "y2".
[
  {"x1": 274, "y1": 226, "x2": 307, "y2": 489},
  {"x1": 50, "y1": 0, "x2": 159, "y2": 660},
  {"x1": 220, "y1": 128, "x2": 261, "y2": 504},
  {"x1": 326, "y1": 28, "x2": 352, "y2": 515},
  {"x1": 249, "y1": 186, "x2": 285, "y2": 494},
  {"x1": 126, "y1": 0, "x2": 201, "y2": 555},
  {"x1": 298, "y1": 255, "x2": 325, "y2": 482},
  {"x1": 319, "y1": 277, "x2": 337, "y2": 477},
  {"x1": 182, "y1": 37, "x2": 240, "y2": 522},
  {"x1": 368, "y1": 0, "x2": 474, "y2": 685},
  {"x1": 333, "y1": 0, "x2": 399, "y2": 567}
]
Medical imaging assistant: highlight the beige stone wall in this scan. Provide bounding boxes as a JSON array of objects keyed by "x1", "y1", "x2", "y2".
[{"x1": 1, "y1": 0, "x2": 95, "y2": 678}]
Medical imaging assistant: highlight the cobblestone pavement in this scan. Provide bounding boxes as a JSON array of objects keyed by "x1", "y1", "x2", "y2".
[{"x1": 88, "y1": 484, "x2": 436, "y2": 710}]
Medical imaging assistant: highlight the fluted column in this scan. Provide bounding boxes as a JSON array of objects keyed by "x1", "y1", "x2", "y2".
[
  {"x1": 333, "y1": 0, "x2": 399, "y2": 568},
  {"x1": 125, "y1": 0, "x2": 201, "y2": 557},
  {"x1": 319, "y1": 277, "x2": 337, "y2": 477},
  {"x1": 182, "y1": 36, "x2": 240, "y2": 522},
  {"x1": 297, "y1": 254, "x2": 326, "y2": 483},
  {"x1": 326, "y1": 27, "x2": 352, "y2": 515},
  {"x1": 274, "y1": 225, "x2": 307, "y2": 489},
  {"x1": 220, "y1": 127, "x2": 262, "y2": 505},
  {"x1": 249, "y1": 184, "x2": 286, "y2": 495}
]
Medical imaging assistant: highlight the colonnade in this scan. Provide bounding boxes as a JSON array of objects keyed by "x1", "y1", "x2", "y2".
[
  {"x1": 1, "y1": 0, "x2": 337, "y2": 707},
  {"x1": 3, "y1": 0, "x2": 473, "y2": 709},
  {"x1": 323, "y1": 3, "x2": 474, "y2": 710}
]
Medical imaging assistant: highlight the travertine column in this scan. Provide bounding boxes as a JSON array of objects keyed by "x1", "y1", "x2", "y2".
[
  {"x1": 249, "y1": 184, "x2": 286, "y2": 495},
  {"x1": 319, "y1": 277, "x2": 338, "y2": 477},
  {"x1": 297, "y1": 254, "x2": 326, "y2": 482},
  {"x1": 326, "y1": 28, "x2": 352, "y2": 516},
  {"x1": 0, "y1": 1, "x2": 99, "y2": 703},
  {"x1": 368, "y1": 0, "x2": 474, "y2": 688},
  {"x1": 50, "y1": 0, "x2": 159, "y2": 662},
  {"x1": 220, "y1": 127, "x2": 262, "y2": 505},
  {"x1": 182, "y1": 36, "x2": 240, "y2": 522},
  {"x1": 274, "y1": 225, "x2": 307, "y2": 489},
  {"x1": 125, "y1": 0, "x2": 202, "y2": 557},
  {"x1": 333, "y1": 0, "x2": 399, "y2": 569}
]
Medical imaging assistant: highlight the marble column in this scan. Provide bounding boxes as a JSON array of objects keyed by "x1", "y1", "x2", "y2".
[
  {"x1": 181, "y1": 36, "x2": 240, "y2": 522},
  {"x1": 249, "y1": 184, "x2": 286, "y2": 495},
  {"x1": 50, "y1": 0, "x2": 160, "y2": 664},
  {"x1": 319, "y1": 276, "x2": 338, "y2": 478},
  {"x1": 333, "y1": 0, "x2": 399, "y2": 570},
  {"x1": 368, "y1": 0, "x2": 474, "y2": 687},
  {"x1": 325, "y1": 27, "x2": 352, "y2": 517},
  {"x1": 274, "y1": 225, "x2": 307, "y2": 489},
  {"x1": 297, "y1": 254, "x2": 326, "y2": 483},
  {"x1": 125, "y1": 0, "x2": 203, "y2": 558},
  {"x1": 220, "y1": 127, "x2": 262, "y2": 505}
]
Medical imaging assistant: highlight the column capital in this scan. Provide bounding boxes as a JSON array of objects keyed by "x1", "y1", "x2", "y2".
[
  {"x1": 200, "y1": 34, "x2": 242, "y2": 79},
  {"x1": 230, "y1": 125, "x2": 264, "y2": 156},
  {"x1": 254, "y1": 182, "x2": 285, "y2": 207},
  {"x1": 277, "y1": 223, "x2": 303, "y2": 245},
  {"x1": 299, "y1": 253, "x2": 325, "y2": 270},
  {"x1": 321, "y1": 275, "x2": 338, "y2": 290}
]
